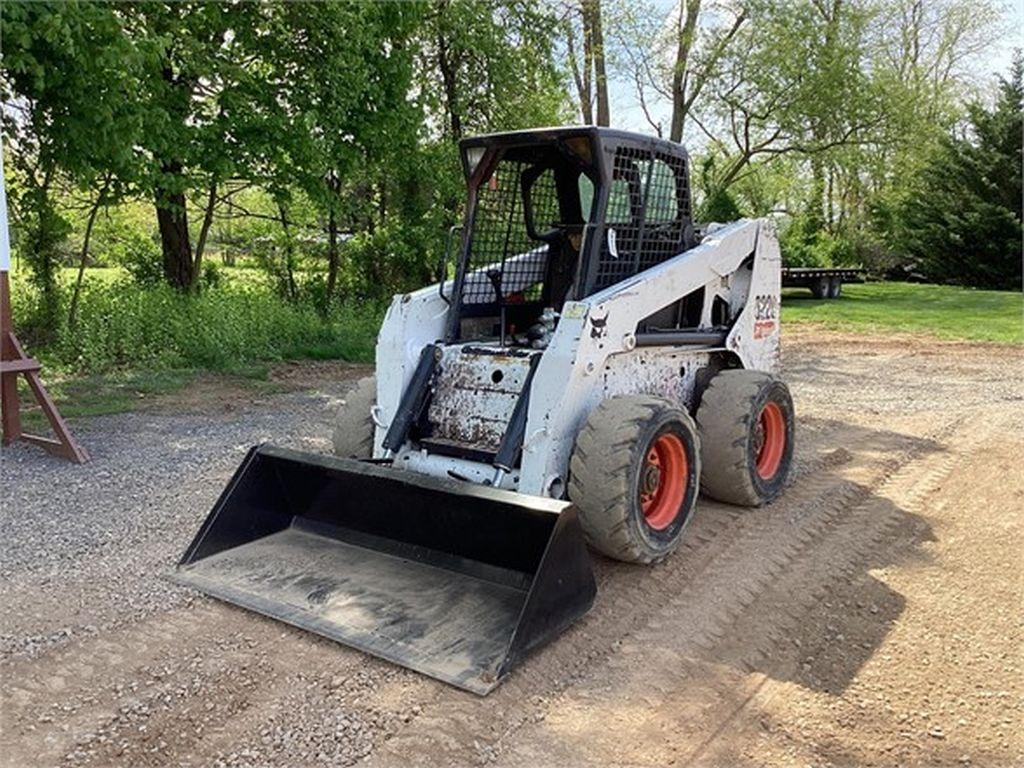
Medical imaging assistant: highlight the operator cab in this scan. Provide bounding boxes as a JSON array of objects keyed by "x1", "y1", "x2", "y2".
[{"x1": 445, "y1": 127, "x2": 698, "y2": 348}]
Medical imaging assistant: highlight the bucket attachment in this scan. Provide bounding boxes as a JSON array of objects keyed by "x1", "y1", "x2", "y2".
[{"x1": 172, "y1": 445, "x2": 596, "y2": 695}]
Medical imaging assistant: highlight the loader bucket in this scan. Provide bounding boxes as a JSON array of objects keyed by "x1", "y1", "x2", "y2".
[{"x1": 172, "y1": 445, "x2": 596, "y2": 695}]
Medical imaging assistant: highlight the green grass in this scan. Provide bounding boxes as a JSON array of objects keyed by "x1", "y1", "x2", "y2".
[
  {"x1": 9, "y1": 265, "x2": 383, "y2": 423},
  {"x1": 14, "y1": 364, "x2": 280, "y2": 432},
  {"x1": 17, "y1": 368, "x2": 199, "y2": 424},
  {"x1": 12, "y1": 270, "x2": 383, "y2": 374},
  {"x1": 58, "y1": 265, "x2": 124, "y2": 285},
  {"x1": 782, "y1": 281, "x2": 1023, "y2": 344},
  {"x1": 15, "y1": 368, "x2": 196, "y2": 432}
]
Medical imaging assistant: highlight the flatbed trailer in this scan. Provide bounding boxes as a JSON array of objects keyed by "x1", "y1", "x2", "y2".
[{"x1": 782, "y1": 267, "x2": 864, "y2": 299}]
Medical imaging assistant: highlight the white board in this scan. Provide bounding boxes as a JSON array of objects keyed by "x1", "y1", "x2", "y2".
[{"x1": 0, "y1": 146, "x2": 10, "y2": 272}]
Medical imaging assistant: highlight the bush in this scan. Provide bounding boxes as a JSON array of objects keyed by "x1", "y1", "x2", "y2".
[
  {"x1": 201, "y1": 260, "x2": 223, "y2": 290},
  {"x1": 698, "y1": 188, "x2": 743, "y2": 224},
  {"x1": 9, "y1": 188, "x2": 71, "y2": 343},
  {"x1": 109, "y1": 229, "x2": 164, "y2": 286},
  {"x1": 779, "y1": 214, "x2": 859, "y2": 267},
  {"x1": 342, "y1": 224, "x2": 437, "y2": 301},
  {"x1": 17, "y1": 274, "x2": 381, "y2": 374}
]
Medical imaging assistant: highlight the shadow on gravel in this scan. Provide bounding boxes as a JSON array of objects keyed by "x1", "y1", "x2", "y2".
[
  {"x1": 729, "y1": 455, "x2": 941, "y2": 698},
  {"x1": 796, "y1": 414, "x2": 949, "y2": 461},
  {"x1": 711, "y1": 707, "x2": 1000, "y2": 768}
]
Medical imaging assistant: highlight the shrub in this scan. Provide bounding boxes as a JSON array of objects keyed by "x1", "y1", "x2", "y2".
[
  {"x1": 109, "y1": 229, "x2": 164, "y2": 286},
  {"x1": 201, "y1": 260, "x2": 223, "y2": 290},
  {"x1": 18, "y1": 274, "x2": 381, "y2": 374},
  {"x1": 779, "y1": 214, "x2": 859, "y2": 267},
  {"x1": 342, "y1": 224, "x2": 437, "y2": 301}
]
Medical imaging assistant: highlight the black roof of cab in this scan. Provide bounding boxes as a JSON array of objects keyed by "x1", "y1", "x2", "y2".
[{"x1": 458, "y1": 126, "x2": 690, "y2": 179}]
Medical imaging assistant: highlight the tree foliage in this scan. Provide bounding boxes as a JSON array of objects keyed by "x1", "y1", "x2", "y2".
[
  {"x1": 891, "y1": 55, "x2": 1022, "y2": 289},
  {"x1": 1, "y1": 0, "x2": 145, "y2": 333},
  {"x1": 1, "y1": 0, "x2": 1016, "y2": 344},
  {"x1": 2, "y1": 0, "x2": 569, "y2": 312}
]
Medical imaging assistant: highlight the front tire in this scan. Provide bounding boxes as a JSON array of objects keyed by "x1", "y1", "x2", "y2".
[
  {"x1": 332, "y1": 376, "x2": 377, "y2": 458},
  {"x1": 696, "y1": 370, "x2": 794, "y2": 506},
  {"x1": 569, "y1": 395, "x2": 701, "y2": 564}
]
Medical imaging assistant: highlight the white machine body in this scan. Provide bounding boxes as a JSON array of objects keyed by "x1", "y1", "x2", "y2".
[{"x1": 374, "y1": 217, "x2": 782, "y2": 497}]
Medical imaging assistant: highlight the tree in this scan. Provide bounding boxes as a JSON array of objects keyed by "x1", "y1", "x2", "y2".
[
  {"x1": 422, "y1": 0, "x2": 568, "y2": 142},
  {"x1": 582, "y1": 0, "x2": 610, "y2": 125},
  {"x1": 666, "y1": 0, "x2": 746, "y2": 142},
  {"x1": 564, "y1": 0, "x2": 612, "y2": 126},
  {"x1": 254, "y1": 1, "x2": 422, "y2": 304},
  {"x1": 608, "y1": 0, "x2": 745, "y2": 138},
  {"x1": 846, "y1": 0, "x2": 1005, "y2": 271},
  {"x1": 696, "y1": 1, "x2": 881, "y2": 195},
  {"x1": 1, "y1": 1, "x2": 145, "y2": 333},
  {"x1": 118, "y1": 2, "x2": 280, "y2": 291},
  {"x1": 893, "y1": 54, "x2": 1022, "y2": 289},
  {"x1": 411, "y1": 0, "x2": 569, "y2": 264}
]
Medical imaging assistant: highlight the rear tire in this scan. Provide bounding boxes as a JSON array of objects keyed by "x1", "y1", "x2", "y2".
[
  {"x1": 696, "y1": 370, "x2": 794, "y2": 507},
  {"x1": 569, "y1": 395, "x2": 701, "y2": 564},
  {"x1": 332, "y1": 376, "x2": 377, "y2": 458},
  {"x1": 828, "y1": 277, "x2": 842, "y2": 298},
  {"x1": 811, "y1": 277, "x2": 830, "y2": 299}
]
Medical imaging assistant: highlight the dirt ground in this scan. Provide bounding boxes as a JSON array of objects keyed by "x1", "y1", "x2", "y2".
[{"x1": 2, "y1": 327, "x2": 1022, "y2": 768}]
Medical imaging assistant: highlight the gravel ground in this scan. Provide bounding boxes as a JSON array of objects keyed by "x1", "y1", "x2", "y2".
[
  {"x1": 2, "y1": 330, "x2": 1022, "y2": 768},
  {"x1": 1, "y1": 373, "x2": 361, "y2": 659}
]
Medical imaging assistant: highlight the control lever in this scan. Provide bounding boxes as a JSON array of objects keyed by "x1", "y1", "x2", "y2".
[{"x1": 487, "y1": 269, "x2": 507, "y2": 347}]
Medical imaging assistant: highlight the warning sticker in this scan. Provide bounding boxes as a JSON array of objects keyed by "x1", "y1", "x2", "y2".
[{"x1": 562, "y1": 302, "x2": 589, "y2": 320}]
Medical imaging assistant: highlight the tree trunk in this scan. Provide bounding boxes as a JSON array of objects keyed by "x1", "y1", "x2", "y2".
[
  {"x1": 826, "y1": 166, "x2": 835, "y2": 231},
  {"x1": 436, "y1": 7, "x2": 463, "y2": 141},
  {"x1": 715, "y1": 150, "x2": 753, "y2": 194},
  {"x1": 583, "y1": 0, "x2": 610, "y2": 126},
  {"x1": 567, "y1": 19, "x2": 593, "y2": 124},
  {"x1": 582, "y1": 3, "x2": 595, "y2": 124},
  {"x1": 31, "y1": 171, "x2": 62, "y2": 340},
  {"x1": 191, "y1": 179, "x2": 218, "y2": 291},
  {"x1": 326, "y1": 189, "x2": 340, "y2": 305},
  {"x1": 69, "y1": 178, "x2": 110, "y2": 328},
  {"x1": 155, "y1": 162, "x2": 194, "y2": 290},
  {"x1": 276, "y1": 202, "x2": 298, "y2": 301},
  {"x1": 670, "y1": 0, "x2": 703, "y2": 143},
  {"x1": 808, "y1": 157, "x2": 826, "y2": 233}
]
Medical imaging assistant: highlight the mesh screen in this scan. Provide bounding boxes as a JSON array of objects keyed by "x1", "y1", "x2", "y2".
[
  {"x1": 461, "y1": 160, "x2": 559, "y2": 306},
  {"x1": 593, "y1": 148, "x2": 691, "y2": 292}
]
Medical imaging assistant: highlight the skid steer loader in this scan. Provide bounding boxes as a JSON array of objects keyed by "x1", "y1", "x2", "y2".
[{"x1": 174, "y1": 127, "x2": 795, "y2": 694}]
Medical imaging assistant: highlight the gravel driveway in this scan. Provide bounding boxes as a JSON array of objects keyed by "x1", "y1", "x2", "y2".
[
  {"x1": 2, "y1": 331, "x2": 1021, "y2": 768},
  {"x1": 1, "y1": 370, "x2": 361, "y2": 660}
]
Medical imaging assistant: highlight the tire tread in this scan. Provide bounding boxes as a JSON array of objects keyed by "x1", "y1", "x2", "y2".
[
  {"x1": 569, "y1": 395, "x2": 699, "y2": 564},
  {"x1": 332, "y1": 376, "x2": 377, "y2": 458}
]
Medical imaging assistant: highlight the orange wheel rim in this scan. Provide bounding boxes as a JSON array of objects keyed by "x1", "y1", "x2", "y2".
[
  {"x1": 755, "y1": 402, "x2": 786, "y2": 480},
  {"x1": 639, "y1": 432, "x2": 688, "y2": 530}
]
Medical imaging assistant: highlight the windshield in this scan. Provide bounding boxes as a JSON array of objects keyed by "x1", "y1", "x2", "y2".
[{"x1": 459, "y1": 148, "x2": 596, "y2": 314}]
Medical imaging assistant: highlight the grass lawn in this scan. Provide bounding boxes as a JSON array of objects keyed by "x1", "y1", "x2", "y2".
[
  {"x1": 782, "y1": 281, "x2": 1023, "y2": 344},
  {"x1": 13, "y1": 363, "x2": 277, "y2": 433}
]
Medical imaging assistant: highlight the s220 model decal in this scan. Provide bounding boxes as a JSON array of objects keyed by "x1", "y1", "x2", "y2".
[
  {"x1": 753, "y1": 294, "x2": 779, "y2": 339},
  {"x1": 754, "y1": 294, "x2": 779, "y2": 321}
]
